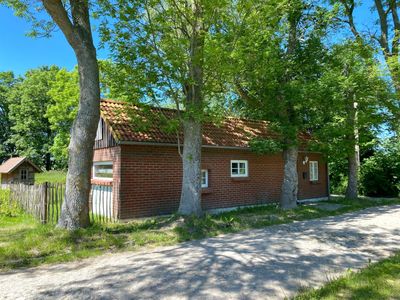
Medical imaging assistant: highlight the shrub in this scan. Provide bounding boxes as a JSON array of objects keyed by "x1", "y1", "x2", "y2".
[
  {"x1": 0, "y1": 189, "x2": 21, "y2": 217},
  {"x1": 360, "y1": 139, "x2": 400, "y2": 197}
]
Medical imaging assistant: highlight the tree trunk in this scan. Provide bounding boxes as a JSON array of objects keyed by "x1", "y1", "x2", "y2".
[
  {"x1": 178, "y1": 119, "x2": 202, "y2": 216},
  {"x1": 280, "y1": 145, "x2": 298, "y2": 209},
  {"x1": 178, "y1": 1, "x2": 204, "y2": 216},
  {"x1": 345, "y1": 101, "x2": 359, "y2": 200},
  {"x1": 58, "y1": 49, "x2": 100, "y2": 230},
  {"x1": 42, "y1": 1, "x2": 101, "y2": 229},
  {"x1": 45, "y1": 152, "x2": 51, "y2": 171},
  {"x1": 345, "y1": 146, "x2": 359, "y2": 200}
]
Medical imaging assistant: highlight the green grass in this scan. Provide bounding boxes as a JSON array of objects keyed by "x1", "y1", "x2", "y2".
[
  {"x1": 35, "y1": 170, "x2": 67, "y2": 184},
  {"x1": 0, "y1": 197, "x2": 400, "y2": 271},
  {"x1": 294, "y1": 252, "x2": 400, "y2": 299}
]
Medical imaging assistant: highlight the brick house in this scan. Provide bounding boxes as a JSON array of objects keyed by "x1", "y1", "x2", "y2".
[
  {"x1": 93, "y1": 99, "x2": 329, "y2": 219},
  {"x1": 0, "y1": 157, "x2": 41, "y2": 186}
]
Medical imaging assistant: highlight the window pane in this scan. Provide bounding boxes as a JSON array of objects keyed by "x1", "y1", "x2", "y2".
[
  {"x1": 309, "y1": 161, "x2": 318, "y2": 181},
  {"x1": 94, "y1": 164, "x2": 113, "y2": 178},
  {"x1": 201, "y1": 169, "x2": 208, "y2": 188},
  {"x1": 231, "y1": 162, "x2": 239, "y2": 175}
]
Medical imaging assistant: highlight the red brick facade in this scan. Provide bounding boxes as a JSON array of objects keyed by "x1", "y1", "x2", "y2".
[
  {"x1": 92, "y1": 146, "x2": 121, "y2": 218},
  {"x1": 93, "y1": 144, "x2": 328, "y2": 219}
]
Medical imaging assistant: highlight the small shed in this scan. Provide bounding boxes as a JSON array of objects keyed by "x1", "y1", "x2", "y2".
[{"x1": 0, "y1": 157, "x2": 41, "y2": 185}]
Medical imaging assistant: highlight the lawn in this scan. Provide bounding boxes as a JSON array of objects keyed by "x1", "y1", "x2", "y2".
[
  {"x1": 35, "y1": 170, "x2": 67, "y2": 184},
  {"x1": 294, "y1": 252, "x2": 400, "y2": 299},
  {"x1": 1, "y1": 197, "x2": 400, "y2": 271}
]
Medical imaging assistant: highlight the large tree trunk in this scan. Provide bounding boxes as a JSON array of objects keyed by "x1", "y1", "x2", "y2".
[
  {"x1": 345, "y1": 101, "x2": 359, "y2": 200},
  {"x1": 178, "y1": 119, "x2": 202, "y2": 216},
  {"x1": 58, "y1": 50, "x2": 100, "y2": 229},
  {"x1": 278, "y1": 5, "x2": 300, "y2": 210},
  {"x1": 42, "y1": 0, "x2": 100, "y2": 229},
  {"x1": 280, "y1": 145, "x2": 298, "y2": 209},
  {"x1": 345, "y1": 146, "x2": 359, "y2": 199},
  {"x1": 178, "y1": 1, "x2": 204, "y2": 216}
]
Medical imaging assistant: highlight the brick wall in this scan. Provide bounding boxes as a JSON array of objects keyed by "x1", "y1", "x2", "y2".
[
  {"x1": 297, "y1": 153, "x2": 329, "y2": 200},
  {"x1": 92, "y1": 146, "x2": 121, "y2": 218},
  {"x1": 117, "y1": 145, "x2": 328, "y2": 219}
]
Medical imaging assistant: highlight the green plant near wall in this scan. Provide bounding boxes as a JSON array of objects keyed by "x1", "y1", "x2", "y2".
[{"x1": 0, "y1": 189, "x2": 21, "y2": 217}]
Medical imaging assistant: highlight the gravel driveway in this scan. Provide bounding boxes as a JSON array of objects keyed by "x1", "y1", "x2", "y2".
[{"x1": 2, "y1": 205, "x2": 400, "y2": 300}]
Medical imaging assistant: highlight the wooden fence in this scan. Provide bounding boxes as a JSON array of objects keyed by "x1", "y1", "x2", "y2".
[{"x1": 6, "y1": 183, "x2": 114, "y2": 224}]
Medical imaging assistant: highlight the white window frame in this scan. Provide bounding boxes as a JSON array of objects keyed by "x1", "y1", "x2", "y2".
[
  {"x1": 201, "y1": 169, "x2": 208, "y2": 188},
  {"x1": 95, "y1": 119, "x2": 103, "y2": 141},
  {"x1": 230, "y1": 160, "x2": 249, "y2": 177},
  {"x1": 309, "y1": 161, "x2": 319, "y2": 182},
  {"x1": 93, "y1": 161, "x2": 113, "y2": 181}
]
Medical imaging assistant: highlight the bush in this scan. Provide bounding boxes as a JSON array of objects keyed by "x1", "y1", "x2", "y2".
[
  {"x1": 360, "y1": 139, "x2": 400, "y2": 197},
  {"x1": 328, "y1": 159, "x2": 349, "y2": 195},
  {"x1": 0, "y1": 189, "x2": 21, "y2": 217}
]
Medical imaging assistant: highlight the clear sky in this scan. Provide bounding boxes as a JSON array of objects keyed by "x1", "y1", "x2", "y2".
[
  {"x1": 0, "y1": 2, "x2": 377, "y2": 76},
  {"x1": 0, "y1": 6, "x2": 108, "y2": 76}
]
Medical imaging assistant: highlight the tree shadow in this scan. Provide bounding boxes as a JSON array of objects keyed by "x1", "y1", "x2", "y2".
[{"x1": 3, "y1": 205, "x2": 400, "y2": 300}]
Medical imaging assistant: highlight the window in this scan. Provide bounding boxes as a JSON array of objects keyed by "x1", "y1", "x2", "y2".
[
  {"x1": 95, "y1": 119, "x2": 103, "y2": 141},
  {"x1": 93, "y1": 162, "x2": 113, "y2": 180},
  {"x1": 231, "y1": 160, "x2": 248, "y2": 177},
  {"x1": 309, "y1": 161, "x2": 318, "y2": 181},
  {"x1": 201, "y1": 169, "x2": 208, "y2": 188},
  {"x1": 20, "y1": 169, "x2": 28, "y2": 180}
]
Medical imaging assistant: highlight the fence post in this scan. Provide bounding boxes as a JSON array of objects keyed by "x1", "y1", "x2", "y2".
[{"x1": 41, "y1": 182, "x2": 48, "y2": 224}]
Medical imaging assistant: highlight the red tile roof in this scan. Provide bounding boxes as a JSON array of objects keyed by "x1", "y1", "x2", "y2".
[
  {"x1": 100, "y1": 99, "x2": 307, "y2": 148},
  {"x1": 0, "y1": 157, "x2": 41, "y2": 174}
]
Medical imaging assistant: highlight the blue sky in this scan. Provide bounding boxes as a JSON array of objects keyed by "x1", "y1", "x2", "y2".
[
  {"x1": 0, "y1": 2, "x2": 376, "y2": 76},
  {"x1": 0, "y1": 6, "x2": 108, "y2": 75}
]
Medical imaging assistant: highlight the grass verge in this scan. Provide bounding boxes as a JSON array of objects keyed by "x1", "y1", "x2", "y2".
[
  {"x1": 294, "y1": 251, "x2": 400, "y2": 299},
  {"x1": 1, "y1": 197, "x2": 399, "y2": 271},
  {"x1": 35, "y1": 171, "x2": 67, "y2": 184}
]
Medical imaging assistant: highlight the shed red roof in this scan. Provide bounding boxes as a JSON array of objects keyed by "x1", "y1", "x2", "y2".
[
  {"x1": 0, "y1": 157, "x2": 41, "y2": 174},
  {"x1": 100, "y1": 99, "x2": 308, "y2": 148}
]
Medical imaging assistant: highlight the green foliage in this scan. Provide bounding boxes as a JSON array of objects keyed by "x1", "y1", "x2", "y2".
[
  {"x1": 46, "y1": 68, "x2": 79, "y2": 168},
  {"x1": 360, "y1": 138, "x2": 400, "y2": 197},
  {"x1": 313, "y1": 41, "x2": 390, "y2": 158},
  {"x1": 7, "y1": 66, "x2": 59, "y2": 169},
  {"x1": 0, "y1": 189, "x2": 21, "y2": 217},
  {"x1": 45, "y1": 62, "x2": 139, "y2": 168},
  {"x1": 249, "y1": 138, "x2": 283, "y2": 154},
  {"x1": 231, "y1": 0, "x2": 333, "y2": 145},
  {"x1": 99, "y1": 0, "x2": 232, "y2": 120},
  {"x1": 0, "y1": 71, "x2": 18, "y2": 161}
]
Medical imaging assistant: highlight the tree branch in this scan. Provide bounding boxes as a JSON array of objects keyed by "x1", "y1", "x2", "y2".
[
  {"x1": 374, "y1": 0, "x2": 390, "y2": 56},
  {"x1": 41, "y1": 0, "x2": 79, "y2": 49},
  {"x1": 390, "y1": 0, "x2": 400, "y2": 57}
]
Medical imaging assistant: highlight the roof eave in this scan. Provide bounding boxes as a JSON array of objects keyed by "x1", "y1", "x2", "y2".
[
  {"x1": 0, "y1": 158, "x2": 42, "y2": 174},
  {"x1": 117, "y1": 141, "x2": 320, "y2": 153}
]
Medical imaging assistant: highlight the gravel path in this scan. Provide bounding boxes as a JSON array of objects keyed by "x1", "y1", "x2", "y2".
[{"x1": 2, "y1": 205, "x2": 400, "y2": 300}]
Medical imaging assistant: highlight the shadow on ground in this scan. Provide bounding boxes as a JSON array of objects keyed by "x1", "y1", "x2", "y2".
[{"x1": 2, "y1": 205, "x2": 400, "y2": 300}]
